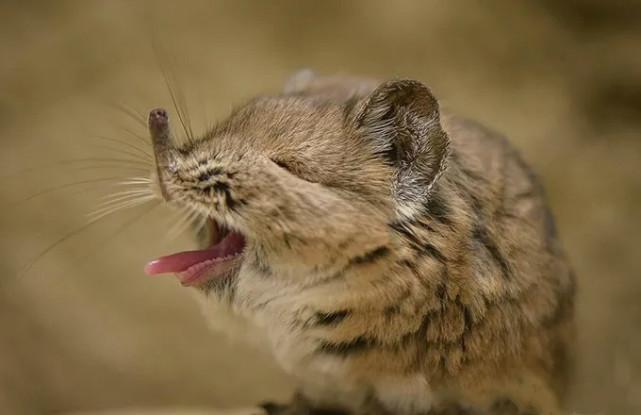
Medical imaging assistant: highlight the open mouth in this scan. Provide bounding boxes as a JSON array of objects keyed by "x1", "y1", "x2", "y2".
[{"x1": 144, "y1": 220, "x2": 246, "y2": 286}]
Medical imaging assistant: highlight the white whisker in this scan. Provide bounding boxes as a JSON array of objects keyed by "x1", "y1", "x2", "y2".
[
  {"x1": 8, "y1": 177, "x2": 139, "y2": 208},
  {"x1": 90, "y1": 135, "x2": 152, "y2": 159},
  {"x1": 91, "y1": 193, "x2": 156, "y2": 213},
  {"x1": 117, "y1": 178, "x2": 153, "y2": 186},
  {"x1": 14, "y1": 201, "x2": 160, "y2": 281},
  {"x1": 168, "y1": 210, "x2": 198, "y2": 238},
  {"x1": 88, "y1": 195, "x2": 157, "y2": 222},
  {"x1": 89, "y1": 144, "x2": 152, "y2": 164},
  {"x1": 95, "y1": 193, "x2": 155, "y2": 209},
  {"x1": 194, "y1": 213, "x2": 208, "y2": 234},
  {"x1": 72, "y1": 165, "x2": 151, "y2": 173},
  {"x1": 165, "y1": 208, "x2": 201, "y2": 240},
  {"x1": 106, "y1": 101, "x2": 148, "y2": 128},
  {"x1": 100, "y1": 189, "x2": 155, "y2": 201}
]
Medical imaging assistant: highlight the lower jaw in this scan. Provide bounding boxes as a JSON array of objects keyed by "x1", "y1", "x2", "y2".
[{"x1": 179, "y1": 255, "x2": 245, "y2": 287}]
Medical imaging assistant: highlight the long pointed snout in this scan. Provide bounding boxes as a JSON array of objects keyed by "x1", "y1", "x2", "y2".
[{"x1": 148, "y1": 108, "x2": 174, "y2": 201}]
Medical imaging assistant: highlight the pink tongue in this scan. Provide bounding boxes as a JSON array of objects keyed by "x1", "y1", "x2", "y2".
[
  {"x1": 144, "y1": 249, "x2": 222, "y2": 275},
  {"x1": 144, "y1": 232, "x2": 245, "y2": 275}
]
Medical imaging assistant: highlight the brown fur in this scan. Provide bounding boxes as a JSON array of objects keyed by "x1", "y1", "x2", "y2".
[{"x1": 148, "y1": 71, "x2": 575, "y2": 415}]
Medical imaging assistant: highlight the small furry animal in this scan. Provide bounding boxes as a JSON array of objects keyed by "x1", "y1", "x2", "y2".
[{"x1": 143, "y1": 71, "x2": 576, "y2": 415}]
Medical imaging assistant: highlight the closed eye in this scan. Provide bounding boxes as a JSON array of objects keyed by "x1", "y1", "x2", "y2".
[
  {"x1": 272, "y1": 159, "x2": 296, "y2": 174},
  {"x1": 271, "y1": 158, "x2": 318, "y2": 183}
]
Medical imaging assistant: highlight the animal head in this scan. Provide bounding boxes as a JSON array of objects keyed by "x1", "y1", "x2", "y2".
[{"x1": 145, "y1": 74, "x2": 450, "y2": 296}]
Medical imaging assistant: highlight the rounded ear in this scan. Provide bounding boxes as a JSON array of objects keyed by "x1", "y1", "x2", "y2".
[{"x1": 356, "y1": 79, "x2": 450, "y2": 212}]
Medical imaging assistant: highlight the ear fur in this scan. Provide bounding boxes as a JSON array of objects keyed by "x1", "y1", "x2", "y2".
[
  {"x1": 356, "y1": 79, "x2": 450, "y2": 214},
  {"x1": 283, "y1": 69, "x2": 317, "y2": 93}
]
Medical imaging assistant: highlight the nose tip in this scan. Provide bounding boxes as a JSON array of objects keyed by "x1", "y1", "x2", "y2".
[
  {"x1": 148, "y1": 107, "x2": 172, "y2": 153},
  {"x1": 149, "y1": 108, "x2": 170, "y2": 140},
  {"x1": 148, "y1": 108, "x2": 174, "y2": 202},
  {"x1": 150, "y1": 108, "x2": 167, "y2": 118}
]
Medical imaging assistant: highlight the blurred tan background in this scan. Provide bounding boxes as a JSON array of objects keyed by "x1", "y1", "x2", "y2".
[{"x1": 0, "y1": 1, "x2": 640, "y2": 414}]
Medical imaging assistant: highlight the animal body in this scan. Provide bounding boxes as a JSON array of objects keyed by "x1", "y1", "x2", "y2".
[{"x1": 143, "y1": 71, "x2": 576, "y2": 415}]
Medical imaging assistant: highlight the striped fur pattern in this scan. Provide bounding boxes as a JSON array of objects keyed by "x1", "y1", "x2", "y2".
[{"x1": 151, "y1": 72, "x2": 575, "y2": 415}]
